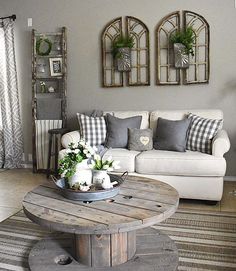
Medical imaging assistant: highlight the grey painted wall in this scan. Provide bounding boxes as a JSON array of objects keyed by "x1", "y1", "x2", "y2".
[{"x1": 1, "y1": 0, "x2": 236, "y2": 175}]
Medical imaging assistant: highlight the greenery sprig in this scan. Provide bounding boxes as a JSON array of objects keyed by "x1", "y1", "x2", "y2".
[
  {"x1": 112, "y1": 34, "x2": 135, "y2": 58},
  {"x1": 36, "y1": 37, "x2": 52, "y2": 56},
  {"x1": 170, "y1": 27, "x2": 195, "y2": 56}
]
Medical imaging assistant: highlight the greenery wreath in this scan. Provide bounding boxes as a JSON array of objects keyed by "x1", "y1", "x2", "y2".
[{"x1": 36, "y1": 37, "x2": 52, "y2": 56}]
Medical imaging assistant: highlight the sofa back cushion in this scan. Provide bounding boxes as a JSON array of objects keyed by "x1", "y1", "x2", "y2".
[
  {"x1": 105, "y1": 111, "x2": 149, "y2": 129},
  {"x1": 150, "y1": 110, "x2": 223, "y2": 137}
]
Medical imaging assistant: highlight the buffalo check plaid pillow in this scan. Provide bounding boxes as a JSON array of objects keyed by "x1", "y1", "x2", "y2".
[
  {"x1": 186, "y1": 113, "x2": 223, "y2": 154},
  {"x1": 77, "y1": 113, "x2": 106, "y2": 146}
]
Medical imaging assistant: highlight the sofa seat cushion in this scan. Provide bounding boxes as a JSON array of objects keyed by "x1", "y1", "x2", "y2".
[
  {"x1": 135, "y1": 150, "x2": 226, "y2": 177},
  {"x1": 102, "y1": 148, "x2": 140, "y2": 173}
]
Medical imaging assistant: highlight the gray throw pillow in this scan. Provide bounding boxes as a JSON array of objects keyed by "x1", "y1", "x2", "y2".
[
  {"x1": 128, "y1": 128, "x2": 153, "y2": 151},
  {"x1": 154, "y1": 117, "x2": 191, "y2": 152},
  {"x1": 105, "y1": 114, "x2": 142, "y2": 148}
]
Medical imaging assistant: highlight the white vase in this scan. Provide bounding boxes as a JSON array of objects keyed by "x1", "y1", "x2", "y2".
[
  {"x1": 92, "y1": 170, "x2": 112, "y2": 189},
  {"x1": 68, "y1": 159, "x2": 92, "y2": 188}
]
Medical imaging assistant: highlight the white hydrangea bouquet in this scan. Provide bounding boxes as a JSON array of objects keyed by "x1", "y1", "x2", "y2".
[
  {"x1": 58, "y1": 140, "x2": 120, "y2": 191},
  {"x1": 58, "y1": 140, "x2": 95, "y2": 179}
]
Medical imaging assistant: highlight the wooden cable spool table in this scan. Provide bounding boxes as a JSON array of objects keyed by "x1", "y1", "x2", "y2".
[{"x1": 23, "y1": 176, "x2": 179, "y2": 271}]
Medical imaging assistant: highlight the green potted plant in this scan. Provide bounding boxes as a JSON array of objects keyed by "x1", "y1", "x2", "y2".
[
  {"x1": 58, "y1": 140, "x2": 95, "y2": 191},
  {"x1": 170, "y1": 26, "x2": 195, "y2": 68},
  {"x1": 112, "y1": 34, "x2": 135, "y2": 72}
]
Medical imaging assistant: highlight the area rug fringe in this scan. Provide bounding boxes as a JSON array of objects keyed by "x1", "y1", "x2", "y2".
[{"x1": 0, "y1": 209, "x2": 235, "y2": 270}]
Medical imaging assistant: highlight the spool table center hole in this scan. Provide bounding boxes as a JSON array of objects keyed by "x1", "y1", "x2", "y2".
[{"x1": 54, "y1": 255, "x2": 72, "y2": 265}]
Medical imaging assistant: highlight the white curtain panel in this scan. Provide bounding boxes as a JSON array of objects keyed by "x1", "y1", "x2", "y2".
[{"x1": 0, "y1": 19, "x2": 23, "y2": 168}]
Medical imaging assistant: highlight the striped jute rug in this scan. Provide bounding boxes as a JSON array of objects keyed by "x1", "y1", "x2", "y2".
[{"x1": 0, "y1": 209, "x2": 235, "y2": 271}]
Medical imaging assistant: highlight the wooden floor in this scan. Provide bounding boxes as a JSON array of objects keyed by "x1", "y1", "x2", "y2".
[{"x1": 0, "y1": 169, "x2": 235, "y2": 222}]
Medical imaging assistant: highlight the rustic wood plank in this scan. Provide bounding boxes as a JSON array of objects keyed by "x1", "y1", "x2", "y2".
[
  {"x1": 111, "y1": 232, "x2": 128, "y2": 266},
  {"x1": 127, "y1": 231, "x2": 136, "y2": 260},
  {"x1": 23, "y1": 192, "x2": 141, "y2": 230},
  {"x1": 120, "y1": 186, "x2": 178, "y2": 205},
  {"x1": 111, "y1": 194, "x2": 175, "y2": 212},
  {"x1": 91, "y1": 234, "x2": 111, "y2": 267},
  {"x1": 35, "y1": 184, "x2": 176, "y2": 215},
  {"x1": 23, "y1": 203, "x2": 109, "y2": 234},
  {"x1": 31, "y1": 185, "x2": 164, "y2": 222},
  {"x1": 122, "y1": 178, "x2": 178, "y2": 196},
  {"x1": 75, "y1": 235, "x2": 91, "y2": 266}
]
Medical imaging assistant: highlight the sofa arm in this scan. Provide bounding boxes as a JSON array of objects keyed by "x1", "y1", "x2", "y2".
[
  {"x1": 61, "y1": 130, "x2": 81, "y2": 148},
  {"x1": 212, "y1": 130, "x2": 230, "y2": 157}
]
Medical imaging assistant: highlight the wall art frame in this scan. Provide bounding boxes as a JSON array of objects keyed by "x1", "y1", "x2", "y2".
[
  {"x1": 156, "y1": 10, "x2": 210, "y2": 85},
  {"x1": 101, "y1": 16, "x2": 150, "y2": 87}
]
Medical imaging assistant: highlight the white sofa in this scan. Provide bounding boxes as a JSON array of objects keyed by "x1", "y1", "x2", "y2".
[{"x1": 60, "y1": 109, "x2": 230, "y2": 202}]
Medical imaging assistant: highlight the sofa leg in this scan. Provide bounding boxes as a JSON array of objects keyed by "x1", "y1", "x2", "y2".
[{"x1": 204, "y1": 200, "x2": 219, "y2": 205}]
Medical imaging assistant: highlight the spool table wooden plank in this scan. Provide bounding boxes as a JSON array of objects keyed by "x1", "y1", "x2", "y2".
[{"x1": 23, "y1": 176, "x2": 179, "y2": 270}]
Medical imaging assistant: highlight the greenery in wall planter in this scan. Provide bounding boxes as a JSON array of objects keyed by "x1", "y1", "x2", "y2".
[
  {"x1": 170, "y1": 26, "x2": 195, "y2": 68},
  {"x1": 112, "y1": 34, "x2": 135, "y2": 72},
  {"x1": 170, "y1": 26, "x2": 195, "y2": 56}
]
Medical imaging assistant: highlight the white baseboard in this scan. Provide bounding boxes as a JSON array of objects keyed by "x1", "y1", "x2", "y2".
[{"x1": 224, "y1": 176, "x2": 236, "y2": 182}]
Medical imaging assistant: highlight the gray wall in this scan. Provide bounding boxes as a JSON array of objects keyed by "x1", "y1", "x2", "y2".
[{"x1": 1, "y1": 0, "x2": 236, "y2": 175}]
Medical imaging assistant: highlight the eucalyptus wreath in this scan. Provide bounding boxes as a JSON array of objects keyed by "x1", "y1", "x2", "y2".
[{"x1": 36, "y1": 37, "x2": 52, "y2": 56}]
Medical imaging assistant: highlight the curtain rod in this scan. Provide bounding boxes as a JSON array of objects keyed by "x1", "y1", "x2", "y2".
[{"x1": 0, "y1": 14, "x2": 16, "y2": 21}]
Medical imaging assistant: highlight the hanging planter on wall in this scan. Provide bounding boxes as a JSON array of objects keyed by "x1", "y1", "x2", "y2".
[
  {"x1": 112, "y1": 34, "x2": 134, "y2": 72},
  {"x1": 170, "y1": 26, "x2": 195, "y2": 69},
  {"x1": 173, "y1": 43, "x2": 189, "y2": 68},
  {"x1": 116, "y1": 47, "x2": 132, "y2": 71}
]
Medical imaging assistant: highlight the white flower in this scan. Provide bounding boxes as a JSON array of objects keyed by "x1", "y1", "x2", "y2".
[
  {"x1": 87, "y1": 146, "x2": 95, "y2": 155},
  {"x1": 66, "y1": 149, "x2": 72, "y2": 153},
  {"x1": 73, "y1": 149, "x2": 79, "y2": 154},
  {"x1": 61, "y1": 171, "x2": 66, "y2": 178},
  {"x1": 79, "y1": 185, "x2": 90, "y2": 192},
  {"x1": 83, "y1": 149, "x2": 88, "y2": 154},
  {"x1": 94, "y1": 154, "x2": 101, "y2": 161},
  {"x1": 112, "y1": 160, "x2": 120, "y2": 169},
  {"x1": 102, "y1": 164, "x2": 109, "y2": 170},
  {"x1": 79, "y1": 139, "x2": 86, "y2": 147},
  {"x1": 89, "y1": 160, "x2": 95, "y2": 166},
  {"x1": 105, "y1": 156, "x2": 112, "y2": 162},
  {"x1": 86, "y1": 153, "x2": 91, "y2": 158}
]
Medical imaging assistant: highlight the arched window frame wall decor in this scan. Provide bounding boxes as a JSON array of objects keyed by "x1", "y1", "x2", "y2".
[
  {"x1": 101, "y1": 16, "x2": 150, "y2": 87},
  {"x1": 101, "y1": 17, "x2": 123, "y2": 87},
  {"x1": 126, "y1": 16, "x2": 150, "y2": 86},
  {"x1": 156, "y1": 11, "x2": 210, "y2": 85},
  {"x1": 156, "y1": 11, "x2": 181, "y2": 85},
  {"x1": 183, "y1": 10, "x2": 210, "y2": 84}
]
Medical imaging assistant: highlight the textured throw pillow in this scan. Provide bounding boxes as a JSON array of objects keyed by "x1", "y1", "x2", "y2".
[
  {"x1": 187, "y1": 113, "x2": 223, "y2": 154},
  {"x1": 105, "y1": 114, "x2": 142, "y2": 148},
  {"x1": 77, "y1": 113, "x2": 106, "y2": 146},
  {"x1": 128, "y1": 128, "x2": 153, "y2": 151},
  {"x1": 154, "y1": 117, "x2": 191, "y2": 152}
]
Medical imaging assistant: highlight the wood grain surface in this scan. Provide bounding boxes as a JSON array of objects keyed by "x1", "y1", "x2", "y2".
[
  {"x1": 23, "y1": 176, "x2": 179, "y2": 235},
  {"x1": 28, "y1": 228, "x2": 178, "y2": 271}
]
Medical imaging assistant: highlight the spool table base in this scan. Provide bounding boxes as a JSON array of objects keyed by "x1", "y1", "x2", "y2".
[{"x1": 28, "y1": 227, "x2": 178, "y2": 271}]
